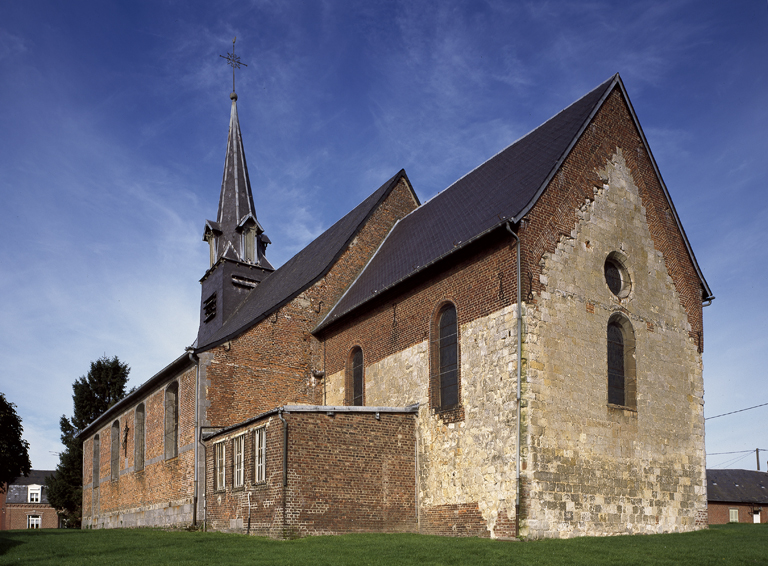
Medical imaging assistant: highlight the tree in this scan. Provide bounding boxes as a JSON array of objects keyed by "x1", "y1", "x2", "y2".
[
  {"x1": 46, "y1": 356, "x2": 130, "y2": 527},
  {"x1": 0, "y1": 393, "x2": 32, "y2": 492}
]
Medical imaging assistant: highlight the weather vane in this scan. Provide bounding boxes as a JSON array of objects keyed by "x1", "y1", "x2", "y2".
[{"x1": 220, "y1": 37, "x2": 247, "y2": 93}]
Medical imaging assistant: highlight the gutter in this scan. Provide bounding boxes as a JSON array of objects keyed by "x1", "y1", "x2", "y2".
[{"x1": 505, "y1": 221, "x2": 523, "y2": 539}]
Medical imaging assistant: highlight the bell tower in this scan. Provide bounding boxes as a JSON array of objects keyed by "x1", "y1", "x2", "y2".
[{"x1": 197, "y1": 40, "x2": 273, "y2": 346}]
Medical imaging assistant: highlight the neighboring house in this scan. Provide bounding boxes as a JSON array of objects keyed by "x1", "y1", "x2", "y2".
[
  {"x1": 0, "y1": 470, "x2": 60, "y2": 529},
  {"x1": 79, "y1": 73, "x2": 713, "y2": 539},
  {"x1": 707, "y1": 469, "x2": 768, "y2": 524}
]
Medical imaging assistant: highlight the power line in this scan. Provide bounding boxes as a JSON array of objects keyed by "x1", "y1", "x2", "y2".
[{"x1": 705, "y1": 401, "x2": 768, "y2": 420}]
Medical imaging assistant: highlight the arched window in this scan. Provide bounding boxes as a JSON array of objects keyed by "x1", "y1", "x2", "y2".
[
  {"x1": 165, "y1": 382, "x2": 179, "y2": 460},
  {"x1": 111, "y1": 420, "x2": 120, "y2": 481},
  {"x1": 431, "y1": 303, "x2": 460, "y2": 412},
  {"x1": 134, "y1": 404, "x2": 145, "y2": 472},
  {"x1": 439, "y1": 305, "x2": 459, "y2": 408},
  {"x1": 93, "y1": 434, "x2": 100, "y2": 487},
  {"x1": 350, "y1": 347, "x2": 364, "y2": 406},
  {"x1": 607, "y1": 314, "x2": 636, "y2": 409}
]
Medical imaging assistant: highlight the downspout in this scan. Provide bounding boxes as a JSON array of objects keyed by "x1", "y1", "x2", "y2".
[
  {"x1": 505, "y1": 221, "x2": 523, "y2": 539},
  {"x1": 278, "y1": 408, "x2": 288, "y2": 534},
  {"x1": 188, "y1": 351, "x2": 200, "y2": 527}
]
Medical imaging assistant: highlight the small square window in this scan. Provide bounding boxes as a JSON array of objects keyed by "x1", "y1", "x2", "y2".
[{"x1": 28, "y1": 486, "x2": 41, "y2": 503}]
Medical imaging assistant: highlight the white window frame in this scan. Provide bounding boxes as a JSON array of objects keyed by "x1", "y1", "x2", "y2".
[
  {"x1": 254, "y1": 426, "x2": 266, "y2": 484},
  {"x1": 28, "y1": 485, "x2": 41, "y2": 503},
  {"x1": 27, "y1": 515, "x2": 41, "y2": 529},
  {"x1": 729, "y1": 508, "x2": 739, "y2": 523},
  {"x1": 215, "y1": 441, "x2": 226, "y2": 491},
  {"x1": 233, "y1": 434, "x2": 245, "y2": 488}
]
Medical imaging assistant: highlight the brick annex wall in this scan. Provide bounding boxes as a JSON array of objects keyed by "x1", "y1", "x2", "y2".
[
  {"x1": 708, "y1": 502, "x2": 767, "y2": 524},
  {"x1": 82, "y1": 365, "x2": 198, "y2": 529},
  {"x1": 202, "y1": 178, "x2": 418, "y2": 428},
  {"x1": 4, "y1": 504, "x2": 59, "y2": 529},
  {"x1": 204, "y1": 409, "x2": 418, "y2": 537}
]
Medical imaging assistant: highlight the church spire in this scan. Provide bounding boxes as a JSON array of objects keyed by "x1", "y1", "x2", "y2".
[
  {"x1": 203, "y1": 39, "x2": 272, "y2": 270},
  {"x1": 198, "y1": 41, "x2": 274, "y2": 344}
]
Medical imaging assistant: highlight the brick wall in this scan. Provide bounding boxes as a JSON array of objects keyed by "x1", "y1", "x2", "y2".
[
  {"x1": 204, "y1": 409, "x2": 418, "y2": 537},
  {"x1": 708, "y1": 502, "x2": 767, "y2": 524},
  {"x1": 82, "y1": 365, "x2": 198, "y2": 528},
  {"x1": 4, "y1": 504, "x2": 59, "y2": 529},
  {"x1": 202, "y1": 178, "x2": 417, "y2": 429}
]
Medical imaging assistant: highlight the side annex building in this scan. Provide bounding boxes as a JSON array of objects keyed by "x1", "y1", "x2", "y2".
[{"x1": 79, "y1": 74, "x2": 713, "y2": 539}]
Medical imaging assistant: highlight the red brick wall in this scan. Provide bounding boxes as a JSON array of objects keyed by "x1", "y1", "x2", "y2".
[
  {"x1": 4, "y1": 504, "x2": 59, "y2": 529},
  {"x1": 708, "y1": 502, "x2": 767, "y2": 524},
  {"x1": 203, "y1": 178, "x2": 418, "y2": 427},
  {"x1": 204, "y1": 410, "x2": 418, "y2": 537},
  {"x1": 322, "y1": 233, "x2": 518, "y2": 394},
  {"x1": 82, "y1": 366, "x2": 197, "y2": 527}
]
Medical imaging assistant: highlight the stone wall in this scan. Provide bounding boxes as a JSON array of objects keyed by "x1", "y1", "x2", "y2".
[
  {"x1": 520, "y1": 147, "x2": 706, "y2": 538},
  {"x1": 325, "y1": 304, "x2": 522, "y2": 539}
]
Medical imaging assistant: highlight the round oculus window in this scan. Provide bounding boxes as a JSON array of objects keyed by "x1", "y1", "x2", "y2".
[{"x1": 604, "y1": 255, "x2": 630, "y2": 298}]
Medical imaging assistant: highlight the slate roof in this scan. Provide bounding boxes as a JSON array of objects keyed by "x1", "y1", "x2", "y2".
[
  {"x1": 5, "y1": 470, "x2": 55, "y2": 504},
  {"x1": 315, "y1": 75, "x2": 615, "y2": 331},
  {"x1": 316, "y1": 73, "x2": 713, "y2": 332},
  {"x1": 707, "y1": 469, "x2": 768, "y2": 504},
  {"x1": 196, "y1": 169, "x2": 416, "y2": 351}
]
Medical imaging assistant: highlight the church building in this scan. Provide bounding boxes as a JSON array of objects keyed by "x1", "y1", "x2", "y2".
[{"x1": 79, "y1": 73, "x2": 713, "y2": 539}]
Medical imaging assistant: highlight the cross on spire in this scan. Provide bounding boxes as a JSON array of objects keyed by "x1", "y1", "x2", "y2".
[{"x1": 220, "y1": 37, "x2": 247, "y2": 94}]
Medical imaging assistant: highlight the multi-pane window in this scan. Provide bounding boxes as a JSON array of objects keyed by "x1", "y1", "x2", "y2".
[
  {"x1": 729, "y1": 508, "x2": 739, "y2": 523},
  {"x1": 438, "y1": 305, "x2": 459, "y2": 408},
  {"x1": 134, "y1": 404, "x2": 145, "y2": 472},
  {"x1": 93, "y1": 435, "x2": 100, "y2": 486},
  {"x1": 254, "y1": 427, "x2": 266, "y2": 483},
  {"x1": 165, "y1": 382, "x2": 179, "y2": 460},
  {"x1": 27, "y1": 515, "x2": 41, "y2": 529},
  {"x1": 215, "y1": 441, "x2": 226, "y2": 491},
  {"x1": 28, "y1": 486, "x2": 41, "y2": 503},
  {"x1": 111, "y1": 420, "x2": 120, "y2": 481},
  {"x1": 351, "y1": 348, "x2": 364, "y2": 406},
  {"x1": 233, "y1": 435, "x2": 245, "y2": 488}
]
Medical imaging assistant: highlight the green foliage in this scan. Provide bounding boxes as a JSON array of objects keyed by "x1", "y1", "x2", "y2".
[
  {"x1": 0, "y1": 525, "x2": 767, "y2": 566},
  {"x1": 45, "y1": 356, "x2": 130, "y2": 528},
  {"x1": 0, "y1": 393, "x2": 32, "y2": 492}
]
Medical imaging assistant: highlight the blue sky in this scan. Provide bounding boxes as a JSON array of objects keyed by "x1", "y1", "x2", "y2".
[{"x1": 1, "y1": 1, "x2": 766, "y2": 471}]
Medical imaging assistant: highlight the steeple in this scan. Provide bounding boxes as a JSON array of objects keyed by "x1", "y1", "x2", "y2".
[
  {"x1": 198, "y1": 40, "x2": 274, "y2": 345},
  {"x1": 203, "y1": 91, "x2": 273, "y2": 269}
]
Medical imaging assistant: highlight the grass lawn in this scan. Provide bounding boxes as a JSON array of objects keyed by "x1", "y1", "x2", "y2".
[{"x1": 0, "y1": 524, "x2": 766, "y2": 565}]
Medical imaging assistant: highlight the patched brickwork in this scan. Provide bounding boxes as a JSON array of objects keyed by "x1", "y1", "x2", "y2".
[
  {"x1": 521, "y1": 142, "x2": 706, "y2": 538},
  {"x1": 204, "y1": 409, "x2": 417, "y2": 537}
]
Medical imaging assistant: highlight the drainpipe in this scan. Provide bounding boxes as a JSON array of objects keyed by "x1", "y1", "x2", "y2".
[
  {"x1": 505, "y1": 221, "x2": 523, "y2": 539},
  {"x1": 278, "y1": 408, "x2": 288, "y2": 534},
  {"x1": 188, "y1": 350, "x2": 200, "y2": 527}
]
